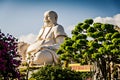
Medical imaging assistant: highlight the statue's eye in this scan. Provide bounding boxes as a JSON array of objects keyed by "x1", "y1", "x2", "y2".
[{"x1": 47, "y1": 16, "x2": 50, "y2": 18}]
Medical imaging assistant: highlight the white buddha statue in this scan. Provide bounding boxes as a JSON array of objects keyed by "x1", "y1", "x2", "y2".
[{"x1": 26, "y1": 11, "x2": 66, "y2": 65}]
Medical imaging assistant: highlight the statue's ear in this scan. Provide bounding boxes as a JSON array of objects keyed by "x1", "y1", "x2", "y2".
[
  {"x1": 55, "y1": 17, "x2": 57, "y2": 21},
  {"x1": 55, "y1": 16, "x2": 58, "y2": 21}
]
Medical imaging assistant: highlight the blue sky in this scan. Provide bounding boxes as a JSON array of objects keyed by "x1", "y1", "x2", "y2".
[{"x1": 0, "y1": 0, "x2": 120, "y2": 43}]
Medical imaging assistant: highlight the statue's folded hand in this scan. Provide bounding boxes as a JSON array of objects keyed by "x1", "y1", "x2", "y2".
[
  {"x1": 34, "y1": 45, "x2": 48, "y2": 52},
  {"x1": 40, "y1": 46, "x2": 48, "y2": 50},
  {"x1": 37, "y1": 45, "x2": 57, "y2": 51}
]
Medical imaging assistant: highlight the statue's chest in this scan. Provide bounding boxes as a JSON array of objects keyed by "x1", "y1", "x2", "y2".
[{"x1": 41, "y1": 27, "x2": 54, "y2": 39}]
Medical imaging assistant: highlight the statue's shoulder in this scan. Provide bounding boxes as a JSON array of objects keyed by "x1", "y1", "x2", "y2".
[
  {"x1": 53, "y1": 24, "x2": 66, "y2": 37},
  {"x1": 55, "y1": 24, "x2": 63, "y2": 28},
  {"x1": 53, "y1": 24, "x2": 64, "y2": 31}
]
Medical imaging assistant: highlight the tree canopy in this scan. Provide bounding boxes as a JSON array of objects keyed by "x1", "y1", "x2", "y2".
[{"x1": 57, "y1": 19, "x2": 120, "y2": 80}]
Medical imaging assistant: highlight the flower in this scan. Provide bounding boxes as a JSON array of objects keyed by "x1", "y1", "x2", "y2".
[{"x1": 0, "y1": 31, "x2": 21, "y2": 80}]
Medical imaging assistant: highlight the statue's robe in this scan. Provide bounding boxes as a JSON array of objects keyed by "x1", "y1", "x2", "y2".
[{"x1": 26, "y1": 24, "x2": 66, "y2": 65}]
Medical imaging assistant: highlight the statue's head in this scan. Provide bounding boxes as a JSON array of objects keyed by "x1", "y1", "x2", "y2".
[{"x1": 43, "y1": 11, "x2": 58, "y2": 27}]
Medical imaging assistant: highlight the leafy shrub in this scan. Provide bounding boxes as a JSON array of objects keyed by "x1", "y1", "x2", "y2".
[
  {"x1": 0, "y1": 31, "x2": 21, "y2": 80},
  {"x1": 30, "y1": 65, "x2": 84, "y2": 80}
]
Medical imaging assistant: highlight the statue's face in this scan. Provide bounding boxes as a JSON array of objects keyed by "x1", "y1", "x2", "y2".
[{"x1": 44, "y1": 11, "x2": 57, "y2": 26}]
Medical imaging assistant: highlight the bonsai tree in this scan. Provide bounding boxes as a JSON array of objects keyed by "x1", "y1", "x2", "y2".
[
  {"x1": 0, "y1": 31, "x2": 21, "y2": 80},
  {"x1": 57, "y1": 19, "x2": 120, "y2": 80}
]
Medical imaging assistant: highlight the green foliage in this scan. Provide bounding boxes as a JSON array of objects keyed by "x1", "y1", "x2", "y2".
[
  {"x1": 78, "y1": 34, "x2": 87, "y2": 39},
  {"x1": 30, "y1": 65, "x2": 83, "y2": 80},
  {"x1": 87, "y1": 32, "x2": 93, "y2": 37},
  {"x1": 57, "y1": 19, "x2": 120, "y2": 79},
  {"x1": 111, "y1": 32, "x2": 120, "y2": 39},
  {"x1": 71, "y1": 30, "x2": 79, "y2": 35},
  {"x1": 76, "y1": 39, "x2": 87, "y2": 46},
  {"x1": 56, "y1": 49, "x2": 64, "y2": 55},
  {"x1": 101, "y1": 24, "x2": 113, "y2": 30},
  {"x1": 88, "y1": 46, "x2": 95, "y2": 53},
  {"x1": 93, "y1": 31, "x2": 103, "y2": 37},
  {"x1": 72, "y1": 43, "x2": 79, "y2": 49},
  {"x1": 84, "y1": 19, "x2": 93, "y2": 25},
  {"x1": 98, "y1": 37, "x2": 105, "y2": 41},
  {"x1": 93, "y1": 23, "x2": 102, "y2": 30},
  {"x1": 111, "y1": 49, "x2": 120, "y2": 55},
  {"x1": 64, "y1": 39, "x2": 73, "y2": 46},
  {"x1": 112, "y1": 38, "x2": 120, "y2": 45},
  {"x1": 60, "y1": 54, "x2": 66, "y2": 60},
  {"x1": 88, "y1": 41, "x2": 100, "y2": 48},
  {"x1": 98, "y1": 47, "x2": 106, "y2": 54},
  {"x1": 74, "y1": 23, "x2": 83, "y2": 32},
  {"x1": 87, "y1": 27, "x2": 96, "y2": 33},
  {"x1": 91, "y1": 52, "x2": 101, "y2": 59},
  {"x1": 81, "y1": 23, "x2": 89, "y2": 29},
  {"x1": 71, "y1": 23, "x2": 84, "y2": 35},
  {"x1": 105, "y1": 33, "x2": 112, "y2": 40},
  {"x1": 106, "y1": 44, "x2": 115, "y2": 51},
  {"x1": 65, "y1": 46, "x2": 74, "y2": 51}
]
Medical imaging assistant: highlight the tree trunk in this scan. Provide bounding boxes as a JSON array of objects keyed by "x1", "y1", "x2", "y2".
[
  {"x1": 93, "y1": 62, "x2": 102, "y2": 80},
  {"x1": 110, "y1": 62, "x2": 114, "y2": 80},
  {"x1": 100, "y1": 58, "x2": 107, "y2": 80},
  {"x1": 63, "y1": 60, "x2": 69, "y2": 67}
]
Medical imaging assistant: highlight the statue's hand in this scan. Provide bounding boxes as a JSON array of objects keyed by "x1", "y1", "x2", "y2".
[
  {"x1": 40, "y1": 45, "x2": 53, "y2": 50},
  {"x1": 40, "y1": 46, "x2": 48, "y2": 50},
  {"x1": 35, "y1": 45, "x2": 56, "y2": 53},
  {"x1": 42, "y1": 45, "x2": 57, "y2": 51},
  {"x1": 35, "y1": 45, "x2": 48, "y2": 52}
]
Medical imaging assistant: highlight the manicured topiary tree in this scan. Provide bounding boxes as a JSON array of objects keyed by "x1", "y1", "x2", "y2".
[
  {"x1": 0, "y1": 31, "x2": 21, "y2": 80},
  {"x1": 57, "y1": 19, "x2": 120, "y2": 80}
]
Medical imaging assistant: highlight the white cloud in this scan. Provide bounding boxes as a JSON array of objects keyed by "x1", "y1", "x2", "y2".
[
  {"x1": 66, "y1": 14, "x2": 120, "y2": 37},
  {"x1": 94, "y1": 14, "x2": 120, "y2": 27},
  {"x1": 66, "y1": 25, "x2": 75, "y2": 37},
  {"x1": 18, "y1": 14, "x2": 120, "y2": 43},
  {"x1": 18, "y1": 25, "x2": 74, "y2": 44},
  {"x1": 18, "y1": 33, "x2": 37, "y2": 44}
]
